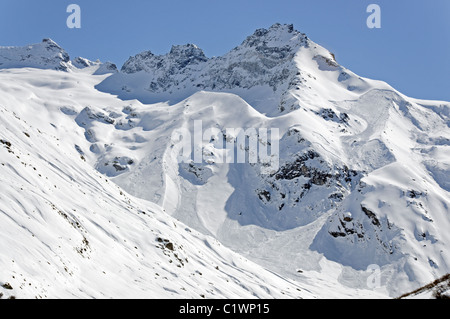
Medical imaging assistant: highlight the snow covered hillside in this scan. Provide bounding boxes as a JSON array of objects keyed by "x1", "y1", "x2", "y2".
[
  {"x1": 0, "y1": 67, "x2": 316, "y2": 299},
  {"x1": 0, "y1": 39, "x2": 118, "y2": 74},
  {"x1": 397, "y1": 273, "x2": 450, "y2": 299},
  {"x1": 0, "y1": 23, "x2": 449, "y2": 298}
]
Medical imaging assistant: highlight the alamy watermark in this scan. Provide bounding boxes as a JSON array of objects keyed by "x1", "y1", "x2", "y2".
[
  {"x1": 66, "y1": 4, "x2": 81, "y2": 29},
  {"x1": 67, "y1": 4, "x2": 380, "y2": 30},
  {"x1": 170, "y1": 120, "x2": 279, "y2": 175},
  {"x1": 366, "y1": 264, "x2": 382, "y2": 289},
  {"x1": 366, "y1": 4, "x2": 381, "y2": 29}
]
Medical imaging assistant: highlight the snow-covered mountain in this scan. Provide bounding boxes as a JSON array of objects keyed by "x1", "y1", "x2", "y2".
[
  {"x1": 0, "y1": 39, "x2": 71, "y2": 71},
  {"x1": 1, "y1": 24, "x2": 449, "y2": 299},
  {"x1": 0, "y1": 39, "x2": 118, "y2": 74}
]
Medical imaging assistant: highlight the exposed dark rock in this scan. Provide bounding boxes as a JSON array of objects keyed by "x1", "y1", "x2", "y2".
[
  {"x1": 0, "y1": 139, "x2": 11, "y2": 148},
  {"x1": 329, "y1": 229, "x2": 347, "y2": 238},
  {"x1": 274, "y1": 150, "x2": 322, "y2": 181},
  {"x1": 317, "y1": 108, "x2": 349, "y2": 124},
  {"x1": 329, "y1": 193, "x2": 344, "y2": 201},
  {"x1": 343, "y1": 215, "x2": 353, "y2": 223},
  {"x1": 113, "y1": 164, "x2": 125, "y2": 172},
  {"x1": 165, "y1": 242, "x2": 174, "y2": 251},
  {"x1": 257, "y1": 189, "x2": 271, "y2": 202},
  {"x1": 340, "y1": 112, "x2": 349, "y2": 123},
  {"x1": 361, "y1": 205, "x2": 381, "y2": 227},
  {"x1": 407, "y1": 190, "x2": 423, "y2": 198},
  {"x1": 1, "y1": 283, "x2": 13, "y2": 290}
]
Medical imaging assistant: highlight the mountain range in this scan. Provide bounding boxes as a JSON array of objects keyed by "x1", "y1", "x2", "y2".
[{"x1": 0, "y1": 23, "x2": 449, "y2": 299}]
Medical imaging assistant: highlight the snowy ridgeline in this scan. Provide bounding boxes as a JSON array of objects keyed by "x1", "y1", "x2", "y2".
[
  {"x1": 0, "y1": 39, "x2": 118, "y2": 74},
  {"x1": 0, "y1": 23, "x2": 449, "y2": 299}
]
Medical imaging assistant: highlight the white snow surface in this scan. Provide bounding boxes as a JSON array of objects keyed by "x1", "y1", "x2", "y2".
[
  {"x1": 1, "y1": 24, "x2": 449, "y2": 299},
  {"x1": 0, "y1": 68, "x2": 317, "y2": 299}
]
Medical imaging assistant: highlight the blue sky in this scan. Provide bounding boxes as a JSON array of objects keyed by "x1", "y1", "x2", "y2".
[{"x1": 0, "y1": 0, "x2": 449, "y2": 101}]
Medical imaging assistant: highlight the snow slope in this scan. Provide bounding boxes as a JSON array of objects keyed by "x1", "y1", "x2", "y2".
[
  {"x1": 397, "y1": 273, "x2": 450, "y2": 299},
  {"x1": 0, "y1": 67, "x2": 316, "y2": 299},
  {"x1": 0, "y1": 66, "x2": 389, "y2": 299},
  {"x1": 1, "y1": 23, "x2": 449, "y2": 298}
]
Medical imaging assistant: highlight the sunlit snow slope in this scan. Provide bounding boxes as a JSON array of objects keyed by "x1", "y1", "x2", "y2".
[{"x1": 0, "y1": 68, "x2": 318, "y2": 299}]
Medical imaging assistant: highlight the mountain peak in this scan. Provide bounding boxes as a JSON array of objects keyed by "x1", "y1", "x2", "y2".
[
  {"x1": 169, "y1": 43, "x2": 208, "y2": 67},
  {"x1": 0, "y1": 38, "x2": 70, "y2": 71},
  {"x1": 250, "y1": 23, "x2": 295, "y2": 38},
  {"x1": 262, "y1": 23, "x2": 295, "y2": 34},
  {"x1": 41, "y1": 38, "x2": 62, "y2": 48},
  {"x1": 121, "y1": 43, "x2": 208, "y2": 74},
  {"x1": 169, "y1": 43, "x2": 204, "y2": 56},
  {"x1": 103, "y1": 23, "x2": 311, "y2": 108},
  {"x1": 1, "y1": 23, "x2": 449, "y2": 300},
  {"x1": 241, "y1": 23, "x2": 307, "y2": 49}
]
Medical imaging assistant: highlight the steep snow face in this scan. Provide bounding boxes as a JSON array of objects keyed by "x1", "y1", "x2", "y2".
[{"x1": 1, "y1": 24, "x2": 449, "y2": 299}]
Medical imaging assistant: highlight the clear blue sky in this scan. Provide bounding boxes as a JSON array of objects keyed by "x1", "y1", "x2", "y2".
[{"x1": 0, "y1": 0, "x2": 449, "y2": 101}]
